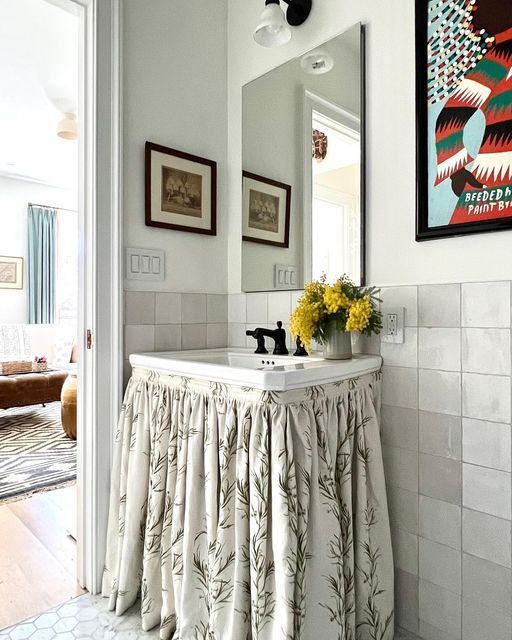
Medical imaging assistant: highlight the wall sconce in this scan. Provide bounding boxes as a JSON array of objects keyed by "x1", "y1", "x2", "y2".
[{"x1": 253, "y1": 0, "x2": 312, "y2": 48}]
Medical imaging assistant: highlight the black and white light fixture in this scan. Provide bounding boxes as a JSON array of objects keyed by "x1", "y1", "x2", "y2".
[{"x1": 253, "y1": 0, "x2": 312, "y2": 48}]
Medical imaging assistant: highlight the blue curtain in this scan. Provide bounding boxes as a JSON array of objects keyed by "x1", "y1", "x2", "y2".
[{"x1": 28, "y1": 205, "x2": 57, "y2": 324}]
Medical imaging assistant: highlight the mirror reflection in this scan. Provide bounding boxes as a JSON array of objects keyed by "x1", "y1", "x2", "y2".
[{"x1": 241, "y1": 24, "x2": 365, "y2": 292}]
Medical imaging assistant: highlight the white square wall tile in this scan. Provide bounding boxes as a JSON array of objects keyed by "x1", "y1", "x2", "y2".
[
  {"x1": 381, "y1": 405, "x2": 419, "y2": 452},
  {"x1": 124, "y1": 325, "x2": 155, "y2": 358},
  {"x1": 461, "y1": 281, "x2": 511, "y2": 328},
  {"x1": 155, "y1": 292, "x2": 181, "y2": 324},
  {"x1": 462, "y1": 597, "x2": 512, "y2": 640},
  {"x1": 206, "y1": 294, "x2": 228, "y2": 323},
  {"x1": 290, "y1": 290, "x2": 303, "y2": 310},
  {"x1": 391, "y1": 527, "x2": 418, "y2": 575},
  {"x1": 125, "y1": 291, "x2": 155, "y2": 325},
  {"x1": 246, "y1": 293, "x2": 268, "y2": 324},
  {"x1": 419, "y1": 454, "x2": 461, "y2": 505},
  {"x1": 387, "y1": 487, "x2": 419, "y2": 535},
  {"x1": 228, "y1": 294, "x2": 246, "y2": 323},
  {"x1": 382, "y1": 366, "x2": 418, "y2": 409},
  {"x1": 463, "y1": 508, "x2": 511, "y2": 567},
  {"x1": 419, "y1": 495, "x2": 461, "y2": 550},
  {"x1": 181, "y1": 293, "x2": 207, "y2": 324},
  {"x1": 462, "y1": 418, "x2": 511, "y2": 472},
  {"x1": 462, "y1": 553, "x2": 512, "y2": 615},
  {"x1": 462, "y1": 373, "x2": 511, "y2": 423},
  {"x1": 418, "y1": 328, "x2": 460, "y2": 371},
  {"x1": 463, "y1": 463, "x2": 511, "y2": 520},
  {"x1": 206, "y1": 323, "x2": 228, "y2": 349},
  {"x1": 419, "y1": 369, "x2": 461, "y2": 416},
  {"x1": 380, "y1": 286, "x2": 418, "y2": 326},
  {"x1": 419, "y1": 412, "x2": 461, "y2": 460},
  {"x1": 181, "y1": 324, "x2": 206, "y2": 350},
  {"x1": 154, "y1": 324, "x2": 181, "y2": 351},
  {"x1": 418, "y1": 621, "x2": 459, "y2": 640},
  {"x1": 228, "y1": 323, "x2": 247, "y2": 348},
  {"x1": 381, "y1": 327, "x2": 418, "y2": 367},
  {"x1": 268, "y1": 291, "x2": 292, "y2": 324},
  {"x1": 382, "y1": 445, "x2": 418, "y2": 492},
  {"x1": 419, "y1": 537, "x2": 461, "y2": 593},
  {"x1": 419, "y1": 579, "x2": 461, "y2": 638},
  {"x1": 418, "y1": 284, "x2": 460, "y2": 328},
  {"x1": 462, "y1": 328, "x2": 510, "y2": 375}
]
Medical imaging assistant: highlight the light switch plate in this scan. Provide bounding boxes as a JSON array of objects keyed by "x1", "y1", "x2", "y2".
[
  {"x1": 125, "y1": 247, "x2": 165, "y2": 282},
  {"x1": 274, "y1": 264, "x2": 297, "y2": 290},
  {"x1": 381, "y1": 306, "x2": 405, "y2": 344}
]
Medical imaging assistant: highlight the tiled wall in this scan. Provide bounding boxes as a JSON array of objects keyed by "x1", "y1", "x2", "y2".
[
  {"x1": 377, "y1": 282, "x2": 512, "y2": 640},
  {"x1": 228, "y1": 291, "x2": 303, "y2": 351},
  {"x1": 124, "y1": 291, "x2": 228, "y2": 381},
  {"x1": 125, "y1": 283, "x2": 512, "y2": 640}
]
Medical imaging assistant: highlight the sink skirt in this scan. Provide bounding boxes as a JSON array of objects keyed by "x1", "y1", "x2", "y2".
[{"x1": 102, "y1": 366, "x2": 394, "y2": 640}]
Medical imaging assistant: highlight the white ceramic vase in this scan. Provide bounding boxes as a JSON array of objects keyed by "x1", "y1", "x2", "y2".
[{"x1": 323, "y1": 324, "x2": 352, "y2": 360}]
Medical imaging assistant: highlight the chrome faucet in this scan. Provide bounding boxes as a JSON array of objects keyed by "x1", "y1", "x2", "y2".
[{"x1": 246, "y1": 321, "x2": 289, "y2": 356}]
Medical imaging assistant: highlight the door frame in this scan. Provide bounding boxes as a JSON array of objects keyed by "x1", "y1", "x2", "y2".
[{"x1": 66, "y1": 0, "x2": 122, "y2": 593}]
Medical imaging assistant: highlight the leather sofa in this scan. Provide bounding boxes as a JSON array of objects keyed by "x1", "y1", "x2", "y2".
[{"x1": 0, "y1": 324, "x2": 76, "y2": 410}]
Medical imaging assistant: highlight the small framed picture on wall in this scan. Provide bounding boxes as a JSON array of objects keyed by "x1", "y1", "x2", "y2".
[
  {"x1": 145, "y1": 141, "x2": 217, "y2": 235},
  {"x1": 242, "y1": 171, "x2": 291, "y2": 248},
  {"x1": 416, "y1": 0, "x2": 512, "y2": 240},
  {"x1": 0, "y1": 256, "x2": 23, "y2": 289}
]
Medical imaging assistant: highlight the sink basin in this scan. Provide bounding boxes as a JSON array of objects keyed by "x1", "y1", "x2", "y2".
[{"x1": 130, "y1": 348, "x2": 382, "y2": 391}]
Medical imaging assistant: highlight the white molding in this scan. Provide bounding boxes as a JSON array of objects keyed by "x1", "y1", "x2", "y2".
[{"x1": 71, "y1": 0, "x2": 122, "y2": 594}]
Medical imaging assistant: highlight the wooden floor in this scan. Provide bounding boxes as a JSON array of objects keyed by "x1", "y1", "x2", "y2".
[{"x1": 0, "y1": 485, "x2": 85, "y2": 630}]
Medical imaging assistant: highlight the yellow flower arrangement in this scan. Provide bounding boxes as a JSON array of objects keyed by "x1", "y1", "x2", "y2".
[{"x1": 290, "y1": 275, "x2": 381, "y2": 350}]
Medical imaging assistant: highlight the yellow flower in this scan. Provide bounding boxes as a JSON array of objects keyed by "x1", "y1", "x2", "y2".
[
  {"x1": 345, "y1": 296, "x2": 372, "y2": 332},
  {"x1": 323, "y1": 281, "x2": 352, "y2": 314}
]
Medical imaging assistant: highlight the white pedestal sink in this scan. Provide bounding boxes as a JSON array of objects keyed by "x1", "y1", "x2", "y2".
[{"x1": 129, "y1": 348, "x2": 382, "y2": 390}]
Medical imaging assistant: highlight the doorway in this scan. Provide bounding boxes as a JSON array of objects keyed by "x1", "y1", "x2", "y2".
[{"x1": 0, "y1": 0, "x2": 121, "y2": 629}]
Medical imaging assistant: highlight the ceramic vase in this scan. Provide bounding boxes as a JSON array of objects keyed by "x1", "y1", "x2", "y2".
[{"x1": 323, "y1": 323, "x2": 352, "y2": 360}]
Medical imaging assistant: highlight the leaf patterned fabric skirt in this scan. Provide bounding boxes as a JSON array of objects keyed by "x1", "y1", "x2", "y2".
[{"x1": 102, "y1": 368, "x2": 394, "y2": 640}]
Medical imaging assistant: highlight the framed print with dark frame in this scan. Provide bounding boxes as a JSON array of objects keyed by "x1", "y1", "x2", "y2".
[
  {"x1": 0, "y1": 256, "x2": 23, "y2": 289},
  {"x1": 242, "y1": 171, "x2": 291, "y2": 248},
  {"x1": 416, "y1": 0, "x2": 512, "y2": 241},
  {"x1": 145, "y1": 141, "x2": 217, "y2": 235}
]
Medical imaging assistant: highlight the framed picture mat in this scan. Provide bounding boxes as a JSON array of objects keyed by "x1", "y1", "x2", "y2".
[
  {"x1": 242, "y1": 170, "x2": 291, "y2": 248},
  {"x1": 145, "y1": 141, "x2": 217, "y2": 236}
]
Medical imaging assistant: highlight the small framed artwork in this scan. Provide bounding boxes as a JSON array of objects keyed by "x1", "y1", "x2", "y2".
[
  {"x1": 0, "y1": 256, "x2": 23, "y2": 289},
  {"x1": 416, "y1": 0, "x2": 512, "y2": 241},
  {"x1": 145, "y1": 141, "x2": 217, "y2": 235},
  {"x1": 242, "y1": 171, "x2": 291, "y2": 248}
]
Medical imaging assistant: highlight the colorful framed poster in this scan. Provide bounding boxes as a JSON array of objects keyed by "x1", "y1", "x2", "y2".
[
  {"x1": 242, "y1": 171, "x2": 291, "y2": 248},
  {"x1": 0, "y1": 256, "x2": 23, "y2": 289},
  {"x1": 145, "y1": 141, "x2": 217, "y2": 235},
  {"x1": 416, "y1": 0, "x2": 512, "y2": 240}
]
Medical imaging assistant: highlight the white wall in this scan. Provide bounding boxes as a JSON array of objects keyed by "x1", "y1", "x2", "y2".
[
  {"x1": 123, "y1": 0, "x2": 228, "y2": 294},
  {"x1": 0, "y1": 174, "x2": 76, "y2": 323},
  {"x1": 228, "y1": 0, "x2": 512, "y2": 290}
]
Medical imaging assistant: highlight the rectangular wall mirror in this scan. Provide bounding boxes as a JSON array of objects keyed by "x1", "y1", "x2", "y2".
[{"x1": 241, "y1": 23, "x2": 366, "y2": 292}]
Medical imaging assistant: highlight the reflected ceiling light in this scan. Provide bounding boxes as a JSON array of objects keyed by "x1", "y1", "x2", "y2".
[
  {"x1": 254, "y1": 0, "x2": 312, "y2": 48},
  {"x1": 301, "y1": 49, "x2": 334, "y2": 74},
  {"x1": 57, "y1": 112, "x2": 78, "y2": 140}
]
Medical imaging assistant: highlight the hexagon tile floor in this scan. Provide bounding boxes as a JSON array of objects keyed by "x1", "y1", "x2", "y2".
[
  {"x1": 0, "y1": 595, "x2": 421, "y2": 640},
  {"x1": 0, "y1": 594, "x2": 159, "y2": 640}
]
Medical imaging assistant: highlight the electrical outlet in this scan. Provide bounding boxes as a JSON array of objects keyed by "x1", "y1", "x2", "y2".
[
  {"x1": 388, "y1": 313, "x2": 398, "y2": 336},
  {"x1": 381, "y1": 307, "x2": 404, "y2": 344}
]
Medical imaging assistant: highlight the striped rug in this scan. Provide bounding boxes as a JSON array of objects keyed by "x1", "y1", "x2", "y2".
[{"x1": 0, "y1": 402, "x2": 76, "y2": 503}]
